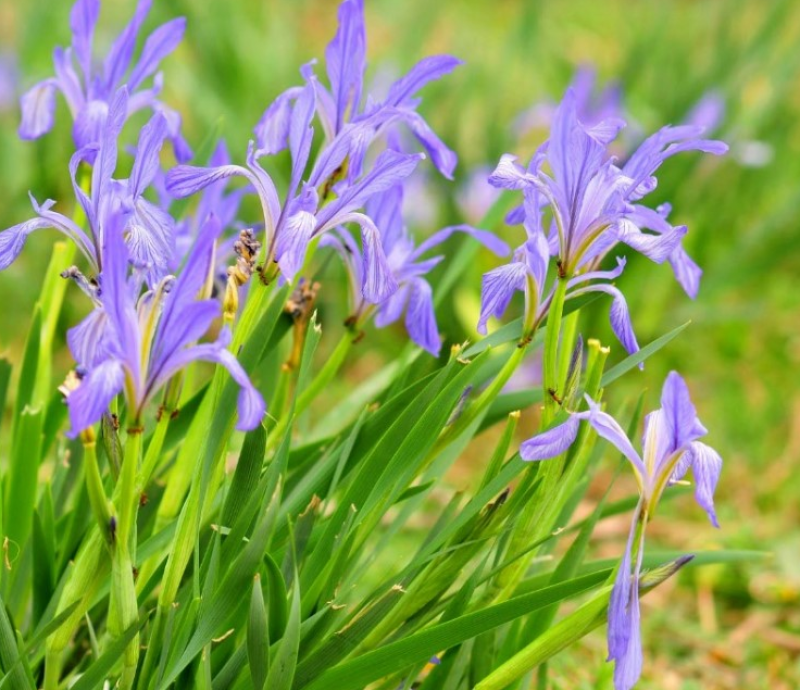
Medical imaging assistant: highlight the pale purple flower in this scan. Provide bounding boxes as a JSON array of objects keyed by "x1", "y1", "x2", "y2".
[
  {"x1": 167, "y1": 75, "x2": 423, "y2": 306},
  {"x1": 323, "y1": 182, "x2": 508, "y2": 355},
  {"x1": 481, "y1": 87, "x2": 727, "y2": 348},
  {"x1": 301, "y1": 0, "x2": 461, "y2": 180},
  {"x1": 18, "y1": 0, "x2": 190, "y2": 161},
  {"x1": 65, "y1": 212, "x2": 264, "y2": 436},
  {"x1": 476, "y1": 173, "x2": 639, "y2": 355},
  {"x1": 1, "y1": 87, "x2": 177, "y2": 286},
  {"x1": 521, "y1": 372, "x2": 722, "y2": 690}
]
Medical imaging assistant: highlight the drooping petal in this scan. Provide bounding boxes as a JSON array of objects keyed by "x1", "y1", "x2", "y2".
[
  {"x1": 150, "y1": 333, "x2": 265, "y2": 431},
  {"x1": 567, "y1": 283, "x2": 640, "y2": 357},
  {"x1": 347, "y1": 212, "x2": 398, "y2": 304},
  {"x1": 317, "y1": 150, "x2": 424, "y2": 230},
  {"x1": 276, "y1": 206, "x2": 315, "y2": 282},
  {"x1": 488, "y1": 154, "x2": 533, "y2": 190},
  {"x1": 67, "y1": 308, "x2": 112, "y2": 369},
  {"x1": 366, "y1": 184, "x2": 404, "y2": 252},
  {"x1": 477, "y1": 261, "x2": 528, "y2": 335},
  {"x1": 607, "y1": 502, "x2": 639, "y2": 663},
  {"x1": 568, "y1": 256, "x2": 626, "y2": 289},
  {"x1": 397, "y1": 109, "x2": 457, "y2": 179},
  {"x1": 685, "y1": 441, "x2": 723, "y2": 527},
  {"x1": 128, "y1": 17, "x2": 187, "y2": 91},
  {"x1": 404, "y1": 278, "x2": 440, "y2": 355},
  {"x1": 668, "y1": 245, "x2": 702, "y2": 299},
  {"x1": 319, "y1": 230, "x2": 362, "y2": 302},
  {"x1": 578, "y1": 396, "x2": 646, "y2": 478},
  {"x1": 520, "y1": 415, "x2": 580, "y2": 461},
  {"x1": 623, "y1": 125, "x2": 728, "y2": 201},
  {"x1": 156, "y1": 102, "x2": 193, "y2": 162},
  {"x1": 245, "y1": 143, "x2": 282, "y2": 237},
  {"x1": 19, "y1": 80, "x2": 58, "y2": 139},
  {"x1": 0, "y1": 219, "x2": 47, "y2": 270},
  {"x1": 374, "y1": 283, "x2": 409, "y2": 328},
  {"x1": 66, "y1": 359, "x2": 126, "y2": 437},
  {"x1": 617, "y1": 219, "x2": 687, "y2": 264}
]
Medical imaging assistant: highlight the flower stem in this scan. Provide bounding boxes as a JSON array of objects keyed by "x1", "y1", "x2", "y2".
[
  {"x1": 433, "y1": 340, "x2": 529, "y2": 456},
  {"x1": 108, "y1": 426, "x2": 143, "y2": 689},
  {"x1": 542, "y1": 276, "x2": 569, "y2": 425},
  {"x1": 266, "y1": 330, "x2": 353, "y2": 450},
  {"x1": 80, "y1": 430, "x2": 113, "y2": 548}
]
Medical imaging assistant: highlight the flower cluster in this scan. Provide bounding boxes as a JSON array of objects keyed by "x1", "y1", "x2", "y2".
[
  {"x1": 480, "y1": 88, "x2": 727, "y2": 351},
  {"x1": 0, "y1": 2, "x2": 731, "y2": 690},
  {"x1": 477, "y1": 78, "x2": 727, "y2": 688},
  {"x1": 0, "y1": 0, "x2": 501, "y2": 435}
]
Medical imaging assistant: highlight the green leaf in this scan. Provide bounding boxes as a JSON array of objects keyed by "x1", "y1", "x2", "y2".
[
  {"x1": 473, "y1": 587, "x2": 611, "y2": 690},
  {"x1": 69, "y1": 616, "x2": 148, "y2": 690},
  {"x1": 248, "y1": 574, "x2": 270, "y2": 690},
  {"x1": 264, "y1": 576, "x2": 301, "y2": 690},
  {"x1": 220, "y1": 426, "x2": 267, "y2": 530},
  {"x1": 11, "y1": 307, "x2": 40, "y2": 429},
  {"x1": 394, "y1": 481, "x2": 436, "y2": 504},
  {"x1": 5, "y1": 405, "x2": 44, "y2": 556},
  {"x1": 264, "y1": 553, "x2": 289, "y2": 643},
  {"x1": 462, "y1": 293, "x2": 600, "y2": 359},
  {"x1": 0, "y1": 358, "x2": 12, "y2": 425},
  {"x1": 299, "y1": 572, "x2": 609, "y2": 690},
  {"x1": 0, "y1": 597, "x2": 35, "y2": 690},
  {"x1": 601, "y1": 320, "x2": 691, "y2": 387}
]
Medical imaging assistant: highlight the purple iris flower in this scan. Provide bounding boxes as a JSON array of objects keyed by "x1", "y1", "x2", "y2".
[
  {"x1": 477, "y1": 172, "x2": 638, "y2": 354},
  {"x1": 0, "y1": 87, "x2": 177, "y2": 286},
  {"x1": 323, "y1": 183, "x2": 508, "y2": 355},
  {"x1": 522, "y1": 371, "x2": 722, "y2": 690},
  {"x1": 18, "y1": 0, "x2": 190, "y2": 161},
  {"x1": 65, "y1": 211, "x2": 264, "y2": 437},
  {"x1": 167, "y1": 72, "x2": 422, "y2": 306},
  {"x1": 294, "y1": 0, "x2": 461, "y2": 181},
  {"x1": 481, "y1": 88, "x2": 727, "y2": 348}
]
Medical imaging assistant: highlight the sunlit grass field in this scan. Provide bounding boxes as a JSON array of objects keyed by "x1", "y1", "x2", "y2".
[{"x1": 1, "y1": 0, "x2": 799, "y2": 686}]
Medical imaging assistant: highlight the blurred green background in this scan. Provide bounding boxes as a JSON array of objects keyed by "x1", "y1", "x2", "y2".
[{"x1": 1, "y1": 0, "x2": 799, "y2": 687}]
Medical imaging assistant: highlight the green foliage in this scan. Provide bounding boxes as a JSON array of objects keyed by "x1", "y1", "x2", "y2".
[{"x1": 0, "y1": 0, "x2": 791, "y2": 688}]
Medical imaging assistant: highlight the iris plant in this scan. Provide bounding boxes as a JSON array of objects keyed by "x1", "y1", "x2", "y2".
[
  {"x1": 481, "y1": 88, "x2": 727, "y2": 348},
  {"x1": 65, "y1": 210, "x2": 264, "y2": 436},
  {"x1": 522, "y1": 372, "x2": 722, "y2": 690},
  {"x1": 19, "y1": 0, "x2": 190, "y2": 159}
]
